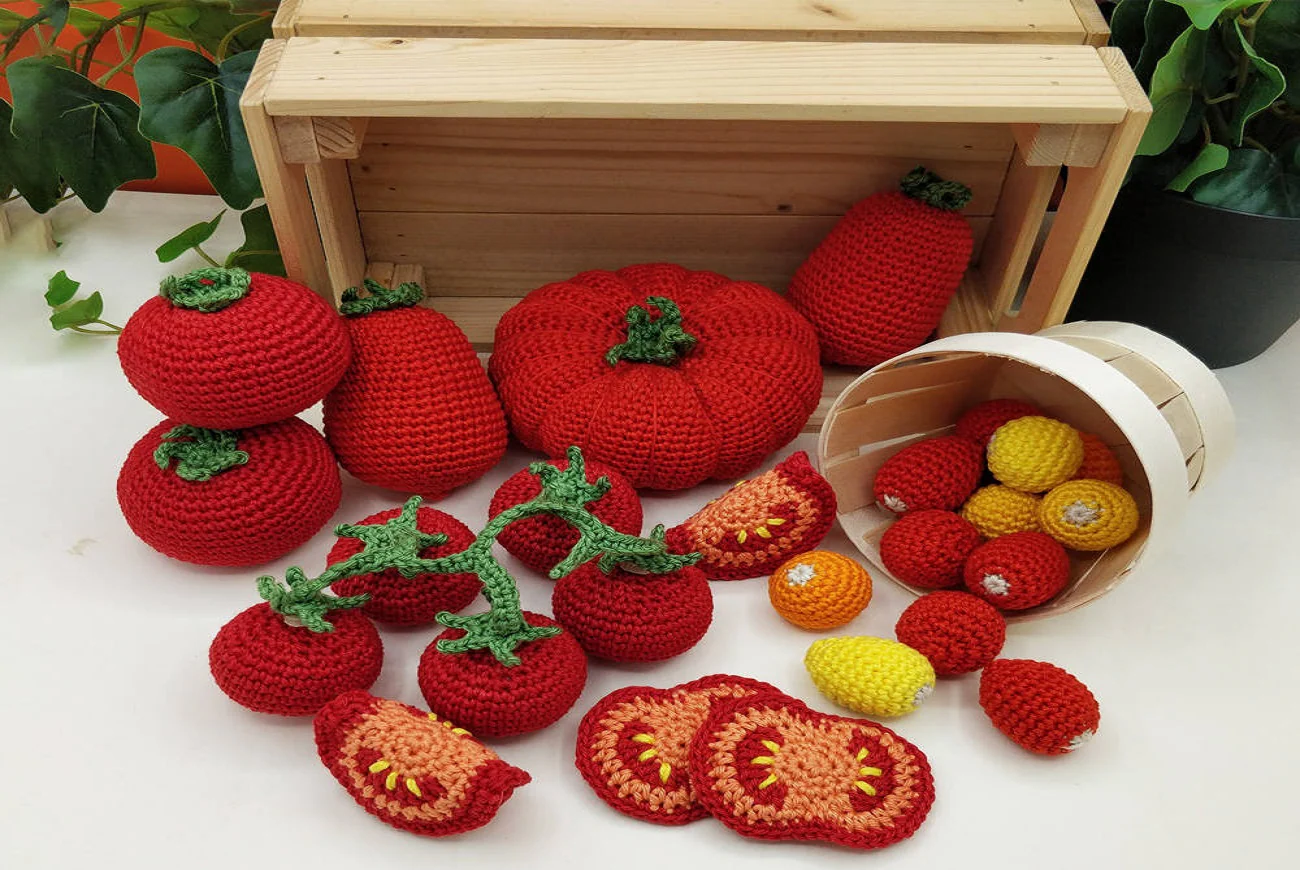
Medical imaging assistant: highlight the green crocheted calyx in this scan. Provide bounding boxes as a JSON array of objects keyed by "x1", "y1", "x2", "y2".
[
  {"x1": 159, "y1": 267, "x2": 252, "y2": 312},
  {"x1": 899, "y1": 166, "x2": 973, "y2": 212},
  {"x1": 153, "y1": 425, "x2": 249, "y2": 482},
  {"x1": 257, "y1": 567, "x2": 370, "y2": 633},
  {"x1": 605, "y1": 296, "x2": 697, "y2": 366},
  {"x1": 338, "y1": 279, "x2": 425, "y2": 317}
]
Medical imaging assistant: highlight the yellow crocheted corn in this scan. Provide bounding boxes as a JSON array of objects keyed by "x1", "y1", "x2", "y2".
[
  {"x1": 961, "y1": 485, "x2": 1042, "y2": 538},
  {"x1": 1039, "y1": 479, "x2": 1139, "y2": 551},
  {"x1": 804, "y1": 636, "x2": 935, "y2": 718},
  {"x1": 987, "y1": 416, "x2": 1084, "y2": 493}
]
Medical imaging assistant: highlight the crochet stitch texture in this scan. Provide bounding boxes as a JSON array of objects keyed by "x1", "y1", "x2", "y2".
[
  {"x1": 895, "y1": 591, "x2": 1006, "y2": 676},
  {"x1": 979, "y1": 659, "x2": 1100, "y2": 755}
]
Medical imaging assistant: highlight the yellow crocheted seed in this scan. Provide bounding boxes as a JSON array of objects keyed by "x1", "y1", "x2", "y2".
[
  {"x1": 961, "y1": 485, "x2": 1042, "y2": 538},
  {"x1": 804, "y1": 636, "x2": 935, "y2": 718},
  {"x1": 1039, "y1": 479, "x2": 1140, "y2": 551},
  {"x1": 769, "y1": 551, "x2": 872, "y2": 631},
  {"x1": 987, "y1": 416, "x2": 1084, "y2": 493}
]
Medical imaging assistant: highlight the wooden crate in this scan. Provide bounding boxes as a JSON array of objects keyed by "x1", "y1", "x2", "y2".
[{"x1": 241, "y1": 26, "x2": 1148, "y2": 431}]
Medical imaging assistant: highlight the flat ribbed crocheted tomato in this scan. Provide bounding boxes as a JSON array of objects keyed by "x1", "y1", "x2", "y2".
[
  {"x1": 324, "y1": 280, "x2": 507, "y2": 498},
  {"x1": 980, "y1": 659, "x2": 1100, "y2": 755},
  {"x1": 117, "y1": 418, "x2": 341, "y2": 567},
  {"x1": 489, "y1": 263, "x2": 822, "y2": 490},
  {"x1": 118, "y1": 267, "x2": 350, "y2": 429}
]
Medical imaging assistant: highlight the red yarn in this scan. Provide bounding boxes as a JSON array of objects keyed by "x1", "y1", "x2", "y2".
[
  {"x1": 873, "y1": 436, "x2": 983, "y2": 514},
  {"x1": 490, "y1": 456, "x2": 642, "y2": 576},
  {"x1": 417, "y1": 612, "x2": 587, "y2": 738},
  {"x1": 964, "y1": 531, "x2": 1071, "y2": 611},
  {"x1": 955, "y1": 399, "x2": 1044, "y2": 448},
  {"x1": 879, "y1": 510, "x2": 982, "y2": 589},
  {"x1": 326, "y1": 505, "x2": 479, "y2": 627},
  {"x1": 552, "y1": 562, "x2": 713, "y2": 661},
  {"x1": 117, "y1": 417, "x2": 341, "y2": 567},
  {"x1": 895, "y1": 591, "x2": 1006, "y2": 676},
  {"x1": 979, "y1": 659, "x2": 1100, "y2": 755},
  {"x1": 118, "y1": 271, "x2": 350, "y2": 429},
  {"x1": 209, "y1": 603, "x2": 382, "y2": 716},
  {"x1": 1075, "y1": 432, "x2": 1125, "y2": 486},
  {"x1": 489, "y1": 264, "x2": 823, "y2": 490}
]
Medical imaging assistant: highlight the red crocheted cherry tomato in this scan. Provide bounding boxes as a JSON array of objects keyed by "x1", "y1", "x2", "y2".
[
  {"x1": 979, "y1": 659, "x2": 1100, "y2": 755},
  {"x1": 118, "y1": 268, "x2": 350, "y2": 429},
  {"x1": 879, "y1": 510, "x2": 982, "y2": 589},
  {"x1": 895, "y1": 591, "x2": 1006, "y2": 676},
  {"x1": 489, "y1": 264, "x2": 823, "y2": 490},
  {"x1": 417, "y1": 612, "x2": 587, "y2": 738},
  {"x1": 955, "y1": 399, "x2": 1044, "y2": 448},
  {"x1": 873, "y1": 436, "x2": 983, "y2": 514},
  {"x1": 552, "y1": 562, "x2": 713, "y2": 662},
  {"x1": 964, "y1": 531, "x2": 1071, "y2": 611}
]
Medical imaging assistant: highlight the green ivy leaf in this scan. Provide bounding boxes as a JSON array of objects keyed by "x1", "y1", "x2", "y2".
[
  {"x1": 1138, "y1": 24, "x2": 1208, "y2": 156},
  {"x1": 1136, "y1": 0, "x2": 1195, "y2": 88},
  {"x1": 6, "y1": 58, "x2": 155, "y2": 212},
  {"x1": 1166, "y1": 141, "x2": 1231, "y2": 190},
  {"x1": 1167, "y1": 0, "x2": 1257, "y2": 30},
  {"x1": 43, "y1": 0, "x2": 70, "y2": 38},
  {"x1": 49, "y1": 292, "x2": 105, "y2": 330},
  {"x1": 65, "y1": 7, "x2": 109, "y2": 38},
  {"x1": 135, "y1": 47, "x2": 261, "y2": 209},
  {"x1": 45, "y1": 270, "x2": 80, "y2": 306},
  {"x1": 1254, "y1": 0, "x2": 1300, "y2": 104},
  {"x1": 1228, "y1": 18, "x2": 1286, "y2": 145},
  {"x1": 117, "y1": 3, "x2": 272, "y2": 58},
  {"x1": 156, "y1": 210, "x2": 227, "y2": 262},
  {"x1": 1189, "y1": 147, "x2": 1300, "y2": 216},
  {"x1": 1110, "y1": 0, "x2": 1150, "y2": 68},
  {"x1": 0, "y1": 9, "x2": 27, "y2": 37},
  {"x1": 230, "y1": 0, "x2": 281, "y2": 11},
  {"x1": 225, "y1": 204, "x2": 285, "y2": 276},
  {"x1": 0, "y1": 97, "x2": 63, "y2": 213}
]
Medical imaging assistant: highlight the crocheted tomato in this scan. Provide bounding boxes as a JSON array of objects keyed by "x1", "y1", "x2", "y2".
[
  {"x1": 955, "y1": 399, "x2": 1043, "y2": 448},
  {"x1": 489, "y1": 263, "x2": 822, "y2": 490},
  {"x1": 117, "y1": 418, "x2": 341, "y2": 567},
  {"x1": 490, "y1": 456, "x2": 642, "y2": 576},
  {"x1": 552, "y1": 562, "x2": 712, "y2": 661},
  {"x1": 118, "y1": 267, "x2": 350, "y2": 429},
  {"x1": 964, "y1": 531, "x2": 1071, "y2": 611},
  {"x1": 879, "y1": 509, "x2": 982, "y2": 589},
  {"x1": 980, "y1": 659, "x2": 1100, "y2": 755},
  {"x1": 873, "y1": 436, "x2": 983, "y2": 515},
  {"x1": 324, "y1": 279, "x2": 507, "y2": 497},
  {"x1": 895, "y1": 591, "x2": 1005, "y2": 676},
  {"x1": 315, "y1": 692, "x2": 530, "y2": 836}
]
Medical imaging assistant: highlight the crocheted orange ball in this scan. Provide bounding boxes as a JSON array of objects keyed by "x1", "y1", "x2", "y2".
[
  {"x1": 979, "y1": 659, "x2": 1100, "y2": 755},
  {"x1": 879, "y1": 510, "x2": 982, "y2": 589},
  {"x1": 1039, "y1": 479, "x2": 1140, "y2": 551},
  {"x1": 964, "y1": 531, "x2": 1070, "y2": 611},
  {"x1": 954, "y1": 399, "x2": 1043, "y2": 449},
  {"x1": 1074, "y1": 433, "x2": 1125, "y2": 486},
  {"x1": 895, "y1": 591, "x2": 1006, "y2": 676},
  {"x1": 768, "y1": 550, "x2": 872, "y2": 630},
  {"x1": 873, "y1": 436, "x2": 983, "y2": 515},
  {"x1": 986, "y1": 416, "x2": 1084, "y2": 493},
  {"x1": 960, "y1": 485, "x2": 1042, "y2": 538}
]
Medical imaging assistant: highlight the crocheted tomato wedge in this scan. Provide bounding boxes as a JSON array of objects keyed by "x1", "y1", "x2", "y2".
[
  {"x1": 490, "y1": 264, "x2": 822, "y2": 490},
  {"x1": 315, "y1": 691, "x2": 530, "y2": 836}
]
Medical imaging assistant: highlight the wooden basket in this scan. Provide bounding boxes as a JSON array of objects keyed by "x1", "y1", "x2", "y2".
[{"x1": 817, "y1": 322, "x2": 1235, "y2": 619}]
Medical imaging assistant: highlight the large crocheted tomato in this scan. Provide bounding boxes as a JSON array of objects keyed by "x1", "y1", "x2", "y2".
[{"x1": 490, "y1": 264, "x2": 822, "y2": 491}]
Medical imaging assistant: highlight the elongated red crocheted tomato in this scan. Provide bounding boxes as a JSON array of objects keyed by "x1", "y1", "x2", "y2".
[
  {"x1": 316, "y1": 692, "x2": 530, "y2": 836},
  {"x1": 324, "y1": 280, "x2": 507, "y2": 497},
  {"x1": 490, "y1": 263, "x2": 822, "y2": 490},
  {"x1": 117, "y1": 418, "x2": 341, "y2": 566},
  {"x1": 118, "y1": 267, "x2": 350, "y2": 429},
  {"x1": 979, "y1": 659, "x2": 1100, "y2": 755},
  {"x1": 788, "y1": 168, "x2": 974, "y2": 367}
]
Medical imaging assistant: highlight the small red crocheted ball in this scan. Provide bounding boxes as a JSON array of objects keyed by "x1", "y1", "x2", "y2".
[
  {"x1": 895, "y1": 591, "x2": 1006, "y2": 676},
  {"x1": 490, "y1": 457, "x2": 642, "y2": 576},
  {"x1": 119, "y1": 269, "x2": 350, "y2": 429},
  {"x1": 964, "y1": 531, "x2": 1071, "y2": 611},
  {"x1": 552, "y1": 562, "x2": 712, "y2": 661},
  {"x1": 209, "y1": 603, "x2": 383, "y2": 717},
  {"x1": 879, "y1": 510, "x2": 982, "y2": 589},
  {"x1": 979, "y1": 659, "x2": 1100, "y2": 755},
  {"x1": 417, "y1": 612, "x2": 588, "y2": 738},
  {"x1": 1074, "y1": 432, "x2": 1125, "y2": 487},
  {"x1": 326, "y1": 505, "x2": 479, "y2": 627},
  {"x1": 873, "y1": 436, "x2": 982, "y2": 514},
  {"x1": 954, "y1": 399, "x2": 1043, "y2": 448}
]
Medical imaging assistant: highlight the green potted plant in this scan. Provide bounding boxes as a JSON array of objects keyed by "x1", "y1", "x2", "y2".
[{"x1": 1070, "y1": 0, "x2": 1299, "y2": 367}]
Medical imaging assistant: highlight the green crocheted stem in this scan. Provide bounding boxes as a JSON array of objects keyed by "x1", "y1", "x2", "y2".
[
  {"x1": 899, "y1": 166, "x2": 973, "y2": 212},
  {"x1": 605, "y1": 296, "x2": 697, "y2": 366},
  {"x1": 159, "y1": 267, "x2": 252, "y2": 312},
  {"x1": 320, "y1": 497, "x2": 450, "y2": 583},
  {"x1": 256, "y1": 566, "x2": 370, "y2": 633},
  {"x1": 153, "y1": 425, "x2": 249, "y2": 482},
  {"x1": 339, "y1": 279, "x2": 425, "y2": 317}
]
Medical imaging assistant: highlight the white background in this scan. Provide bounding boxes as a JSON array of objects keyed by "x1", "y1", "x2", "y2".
[{"x1": 2, "y1": 193, "x2": 1298, "y2": 869}]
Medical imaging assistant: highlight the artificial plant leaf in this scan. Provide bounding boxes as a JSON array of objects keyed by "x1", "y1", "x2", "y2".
[
  {"x1": 1254, "y1": 0, "x2": 1300, "y2": 104},
  {"x1": 1138, "y1": 24, "x2": 1208, "y2": 156},
  {"x1": 0, "y1": 97, "x2": 63, "y2": 213},
  {"x1": 135, "y1": 47, "x2": 260, "y2": 209},
  {"x1": 1109, "y1": 0, "x2": 1150, "y2": 67},
  {"x1": 231, "y1": 0, "x2": 281, "y2": 11},
  {"x1": 1166, "y1": 141, "x2": 1230, "y2": 190},
  {"x1": 1189, "y1": 147, "x2": 1300, "y2": 216},
  {"x1": 43, "y1": 0, "x2": 70, "y2": 38},
  {"x1": 156, "y1": 210, "x2": 226, "y2": 262},
  {"x1": 117, "y1": 2, "x2": 272, "y2": 58},
  {"x1": 6, "y1": 58, "x2": 155, "y2": 212},
  {"x1": 1228, "y1": 18, "x2": 1286, "y2": 145},
  {"x1": 1136, "y1": 0, "x2": 1195, "y2": 88},
  {"x1": 225, "y1": 204, "x2": 285, "y2": 276},
  {"x1": 65, "y1": 7, "x2": 109, "y2": 38},
  {"x1": 0, "y1": 9, "x2": 26, "y2": 36},
  {"x1": 1167, "y1": 0, "x2": 1257, "y2": 30},
  {"x1": 49, "y1": 292, "x2": 105, "y2": 330},
  {"x1": 45, "y1": 270, "x2": 80, "y2": 306}
]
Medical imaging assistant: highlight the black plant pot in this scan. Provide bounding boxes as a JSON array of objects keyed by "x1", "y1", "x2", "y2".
[{"x1": 1070, "y1": 187, "x2": 1300, "y2": 368}]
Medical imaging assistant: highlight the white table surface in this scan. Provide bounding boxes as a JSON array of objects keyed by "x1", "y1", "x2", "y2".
[{"x1": 2, "y1": 192, "x2": 1298, "y2": 870}]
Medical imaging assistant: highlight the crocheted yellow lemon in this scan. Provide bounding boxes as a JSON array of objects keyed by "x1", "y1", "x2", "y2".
[
  {"x1": 769, "y1": 551, "x2": 872, "y2": 631},
  {"x1": 1039, "y1": 479, "x2": 1139, "y2": 551},
  {"x1": 961, "y1": 485, "x2": 1042, "y2": 538},
  {"x1": 987, "y1": 416, "x2": 1084, "y2": 493},
  {"x1": 804, "y1": 636, "x2": 935, "y2": 718}
]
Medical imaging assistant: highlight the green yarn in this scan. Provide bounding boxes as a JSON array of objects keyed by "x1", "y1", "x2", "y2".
[
  {"x1": 899, "y1": 166, "x2": 973, "y2": 212},
  {"x1": 153, "y1": 425, "x2": 249, "y2": 482},
  {"x1": 327, "y1": 498, "x2": 450, "y2": 579},
  {"x1": 338, "y1": 278, "x2": 425, "y2": 317},
  {"x1": 605, "y1": 296, "x2": 697, "y2": 366},
  {"x1": 159, "y1": 267, "x2": 252, "y2": 312},
  {"x1": 257, "y1": 567, "x2": 370, "y2": 633}
]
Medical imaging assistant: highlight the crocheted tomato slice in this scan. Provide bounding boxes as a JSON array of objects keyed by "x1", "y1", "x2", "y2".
[
  {"x1": 315, "y1": 691, "x2": 530, "y2": 836},
  {"x1": 665, "y1": 451, "x2": 836, "y2": 581},
  {"x1": 575, "y1": 676, "x2": 780, "y2": 825},
  {"x1": 690, "y1": 692, "x2": 936, "y2": 849}
]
